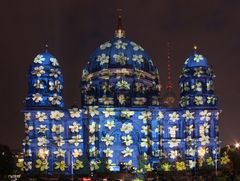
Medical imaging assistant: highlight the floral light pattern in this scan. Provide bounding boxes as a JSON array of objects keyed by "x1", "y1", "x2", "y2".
[
  {"x1": 96, "y1": 53, "x2": 110, "y2": 65},
  {"x1": 122, "y1": 147, "x2": 133, "y2": 157},
  {"x1": 121, "y1": 123, "x2": 133, "y2": 134},
  {"x1": 50, "y1": 111, "x2": 64, "y2": 120},
  {"x1": 34, "y1": 55, "x2": 45, "y2": 64},
  {"x1": 169, "y1": 112, "x2": 180, "y2": 122},
  {"x1": 132, "y1": 55, "x2": 144, "y2": 64}
]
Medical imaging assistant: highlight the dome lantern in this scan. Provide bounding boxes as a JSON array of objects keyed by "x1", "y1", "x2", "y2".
[{"x1": 115, "y1": 9, "x2": 125, "y2": 38}]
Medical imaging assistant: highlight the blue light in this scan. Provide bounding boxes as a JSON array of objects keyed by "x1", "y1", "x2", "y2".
[{"x1": 20, "y1": 36, "x2": 220, "y2": 175}]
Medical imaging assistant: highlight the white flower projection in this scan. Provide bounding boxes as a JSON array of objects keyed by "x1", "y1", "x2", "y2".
[{"x1": 21, "y1": 23, "x2": 219, "y2": 175}]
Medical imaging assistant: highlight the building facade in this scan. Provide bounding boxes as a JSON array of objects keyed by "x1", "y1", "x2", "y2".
[{"x1": 20, "y1": 18, "x2": 220, "y2": 175}]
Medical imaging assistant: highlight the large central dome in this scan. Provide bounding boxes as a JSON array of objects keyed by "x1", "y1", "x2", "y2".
[
  {"x1": 86, "y1": 37, "x2": 158, "y2": 75},
  {"x1": 80, "y1": 17, "x2": 161, "y2": 107}
]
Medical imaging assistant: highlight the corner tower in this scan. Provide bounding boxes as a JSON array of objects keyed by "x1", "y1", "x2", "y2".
[
  {"x1": 25, "y1": 47, "x2": 64, "y2": 108},
  {"x1": 179, "y1": 47, "x2": 220, "y2": 170},
  {"x1": 179, "y1": 46, "x2": 217, "y2": 108}
]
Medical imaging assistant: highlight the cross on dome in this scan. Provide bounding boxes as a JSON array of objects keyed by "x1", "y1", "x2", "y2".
[{"x1": 115, "y1": 9, "x2": 125, "y2": 38}]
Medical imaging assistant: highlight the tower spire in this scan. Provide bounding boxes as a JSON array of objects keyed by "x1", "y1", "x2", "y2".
[
  {"x1": 45, "y1": 44, "x2": 48, "y2": 53},
  {"x1": 115, "y1": 9, "x2": 125, "y2": 38},
  {"x1": 163, "y1": 42, "x2": 176, "y2": 107},
  {"x1": 166, "y1": 42, "x2": 173, "y2": 90}
]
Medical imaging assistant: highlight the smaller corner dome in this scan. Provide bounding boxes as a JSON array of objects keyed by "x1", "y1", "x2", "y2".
[
  {"x1": 32, "y1": 51, "x2": 60, "y2": 67},
  {"x1": 184, "y1": 53, "x2": 209, "y2": 68}
]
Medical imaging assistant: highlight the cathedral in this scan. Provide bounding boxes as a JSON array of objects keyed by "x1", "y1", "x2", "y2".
[{"x1": 20, "y1": 16, "x2": 220, "y2": 176}]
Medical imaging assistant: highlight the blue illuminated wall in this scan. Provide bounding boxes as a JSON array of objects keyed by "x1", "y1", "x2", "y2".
[
  {"x1": 22, "y1": 109, "x2": 86, "y2": 174},
  {"x1": 20, "y1": 35, "x2": 220, "y2": 175}
]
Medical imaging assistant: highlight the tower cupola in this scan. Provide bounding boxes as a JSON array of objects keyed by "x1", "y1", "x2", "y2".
[
  {"x1": 179, "y1": 46, "x2": 217, "y2": 108},
  {"x1": 25, "y1": 46, "x2": 64, "y2": 108}
]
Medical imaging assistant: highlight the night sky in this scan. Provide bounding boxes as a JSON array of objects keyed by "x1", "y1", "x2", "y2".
[{"x1": 0, "y1": 0, "x2": 240, "y2": 150}]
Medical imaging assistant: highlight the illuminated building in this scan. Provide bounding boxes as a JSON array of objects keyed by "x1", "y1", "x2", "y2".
[{"x1": 20, "y1": 15, "x2": 220, "y2": 175}]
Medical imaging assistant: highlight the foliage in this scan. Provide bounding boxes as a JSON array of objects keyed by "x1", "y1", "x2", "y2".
[
  {"x1": 206, "y1": 156, "x2": 214, "y2": 167},
  {"x1": 16, "y1": 159, "x2": 25, "y2": 171},
  {"x1": 220, "y1": 153, "x2": 230, "y2": 166},
  {"x1": 0, "y1": 145, "x2": 14, "y2": 175},
  {"x1": 219, "y1": 146, "x2": 237, "y2": 172}
]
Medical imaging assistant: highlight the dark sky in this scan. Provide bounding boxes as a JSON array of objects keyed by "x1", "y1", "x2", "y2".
[{"x1": 0, "y1": 0, "x2": 240, "y2": 149}]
